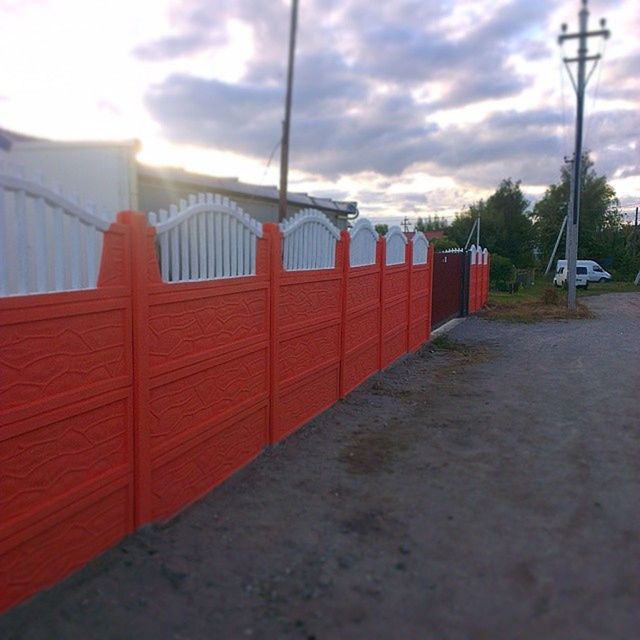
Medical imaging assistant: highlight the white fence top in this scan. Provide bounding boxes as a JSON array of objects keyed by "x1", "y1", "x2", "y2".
[
  {"x1": 385, "y1": 225, "x2": 407, "y2": 266},
  {"x1": 349, "y1": 218, "x2": 378, "y2": 268},
  {"x1": 0, "y1": 161, "x2": 112, "y2": 296},
  {"x1": 483, "y1": 247, "x2": 489, "y2": 264},
  {"x1": 412, "y1": 232, "x2": 429, "y2": 265},
  {"x1": 280, "y1": 209, "x2": 340, "y2": 271},
  {"x1": 148, "y1": 193, "x2": 262, "y2": 282}
]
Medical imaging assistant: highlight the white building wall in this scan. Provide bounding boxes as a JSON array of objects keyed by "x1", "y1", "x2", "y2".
[{"x1": 9, "y1": 140, "x2": 138, "y2": 216}]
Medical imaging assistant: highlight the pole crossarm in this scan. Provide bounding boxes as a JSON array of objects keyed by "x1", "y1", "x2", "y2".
[
  {"x1": 564, "y1": 54, "x2": 601, "y2": 63},
  {"x1": 558, "y1": 28, "x2": 610, "y2": 43}
]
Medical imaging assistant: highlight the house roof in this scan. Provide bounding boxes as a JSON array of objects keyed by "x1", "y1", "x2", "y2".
[{"x1": 138, "y1": 164, "x2": 358, "y2": 216}]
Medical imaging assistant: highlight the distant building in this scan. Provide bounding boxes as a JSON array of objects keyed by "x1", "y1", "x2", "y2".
[{"x1": 0, "y1": 127, "x2": 358, "y2": 228}]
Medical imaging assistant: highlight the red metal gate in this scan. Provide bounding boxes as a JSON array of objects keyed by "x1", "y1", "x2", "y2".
[{"x1": 431, "y1": 251, "x2": 464, "y2": 329}]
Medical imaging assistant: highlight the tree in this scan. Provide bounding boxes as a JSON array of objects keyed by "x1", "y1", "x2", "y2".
[
  {"x1": 448, "y1": 179, "x2": 535, "y2": 267},
  {"x1": 416, "y1": 215, "x2": 447, "y2": 232},
  {"x1": 374, "y1": 223, "x2": 388, "y2": 236},
  {"x1": 532, "y1": 155, "x2": 623, "y2": 268}
]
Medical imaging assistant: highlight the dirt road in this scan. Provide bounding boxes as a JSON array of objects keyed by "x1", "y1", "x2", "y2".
[{"x1": 2, "y1": 292, "x2": 639, "y2": 640}]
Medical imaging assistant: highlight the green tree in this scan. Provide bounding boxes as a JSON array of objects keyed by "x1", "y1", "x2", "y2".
[
  {"x1": 415, "y1": 215, "x2": 447, "y2": 232},
  {"x1": 448, "y1": 179, "x2": 535, "y2": 267},
  {"x1": 374, "y1": 223, "x2": 388, "y2": 236},
  {"x1": 532, "y1": 155, "x2": 623, "y2": 267}
]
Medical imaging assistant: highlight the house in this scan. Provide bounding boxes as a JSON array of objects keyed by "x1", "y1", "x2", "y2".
[{"x1": 0, "y1": 127, "x2": 358, "y2": 228}]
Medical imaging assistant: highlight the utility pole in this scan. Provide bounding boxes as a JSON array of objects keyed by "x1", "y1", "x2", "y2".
[
  {"x1": 559, "y1": 0, "x2": 610, "y2": 311},
  {"x1": 401, "y1": 216, "x2": 411, "y2": 232},
  {"x1": 278, "y1": 0, "x2": 299, "y2": 222}
]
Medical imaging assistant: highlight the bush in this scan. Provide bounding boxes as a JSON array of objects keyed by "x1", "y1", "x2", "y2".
[
  {"x1": 490, "y1": 254, "x2": 516, "y2": 285},
  {"x1": 541, "y1": 286, "x2": 560, "y2": 305}
]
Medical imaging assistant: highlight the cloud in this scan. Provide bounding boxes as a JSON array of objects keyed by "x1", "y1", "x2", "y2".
[{"x1": 138, "y1": 0, "x2": 639, "y2": 205}]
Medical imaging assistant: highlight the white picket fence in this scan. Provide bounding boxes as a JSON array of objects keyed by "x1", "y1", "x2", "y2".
[
  {"x1": 412, "y1": 232, "x2": 429, "y2": 265},
  {"x1": 280, "y1": 209, "x2": 340, "y2": 271},
  {"x1": 349, "y1": 218, "x2": 378, "y2": 267},
  {"x1": 385, "y1": 225, "x2": 407, "y2": 266},
  {"x1": 0, "y1": 162, "x2": 112, "y2": 296},
  {"x1": 148, "y1": 194, "x2": 263, "y2": 283}
]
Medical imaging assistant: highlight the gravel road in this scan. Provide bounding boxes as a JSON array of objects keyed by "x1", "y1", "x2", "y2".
[{"x1": 2, "y1": 292, "x2": 639, "y2": 640}]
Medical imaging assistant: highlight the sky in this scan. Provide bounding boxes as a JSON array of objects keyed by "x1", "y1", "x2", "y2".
[{"x1": 0, "y1": 0, "x2": 638, "y2": 223}]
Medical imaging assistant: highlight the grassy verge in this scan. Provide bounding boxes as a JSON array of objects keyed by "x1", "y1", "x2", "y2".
[{"x1": 482, "y1": 277, "x2": 637, "y2": 322}]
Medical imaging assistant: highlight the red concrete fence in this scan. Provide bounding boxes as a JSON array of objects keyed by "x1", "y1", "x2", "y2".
[{"x1": 0, "y1": 203, "x2": 484, "y2": 612}]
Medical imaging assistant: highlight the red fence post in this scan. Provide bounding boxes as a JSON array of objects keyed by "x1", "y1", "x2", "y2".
[
  {"x1": 377, "y1": 237, "x2": 386, "y2": 371},
  {"x1": 263, "y1": 223, "x2": 281, "y2": 445},
  {"x1": 116, "y1": 211, "x2": 156, "y2": 527},
  {"x1": 406, "y1": 239, "x2": 413, "y2": 353},
  {"x1": 426, "y1": 243, "x2": 435, "y2": 340},
  {"x1": 339, "y1": 230, "x2": 350, "y2": 398}
]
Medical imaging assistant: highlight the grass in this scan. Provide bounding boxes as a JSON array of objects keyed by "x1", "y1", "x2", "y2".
[
  {"x1": 480, "y1": 276, "x2": 637, "y2": 323},
  {"x1": 482, "y1": 276, "x2": 638, "y2": 323}
]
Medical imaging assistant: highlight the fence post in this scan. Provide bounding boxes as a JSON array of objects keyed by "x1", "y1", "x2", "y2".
[
  {"x1": 339, "y1": 230, "x2": 350, "y2": 398},
  {"x1": 116, "y1": 210, "x2": 155, "y2": 528},
  {"x1": 377, "y1": 237, "x2": 386, "y2": 370},
  {"x1": 263, "y1": 223, "x2": 282, "y2": 444},
  {"x1": 426, "y1": 243, "x2": 435, "y2": 339},
  {"x1": 406, "y1": 238, "x2": 413, "y2": 353}
]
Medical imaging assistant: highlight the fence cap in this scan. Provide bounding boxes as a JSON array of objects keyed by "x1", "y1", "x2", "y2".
[{"x1": 280, "y1": 208, "x2": 340, "y2": 239}]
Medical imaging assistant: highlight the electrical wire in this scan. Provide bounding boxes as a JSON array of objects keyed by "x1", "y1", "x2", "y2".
[{"x1": 583, "y1": 36, "x2": 606, "y2": 155}]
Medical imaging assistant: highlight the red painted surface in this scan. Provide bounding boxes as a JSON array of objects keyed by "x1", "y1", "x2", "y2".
[
  {"x1": 267, "y1": 223, "x2": 344, "y2": 444},
  {"x1": 408, "y1": 244, "x2": 435, "y2": 352},
  {"x1": 0, "y1": 215, "x2": 439, "y2": 612},
  {"x1": 0, "y1": 220, "x2": 135, "y2": 612},
  {"x1": 125, "y1": 212, "x2": 271, "y2": 525},
  {"x1": 340, "y1": 232, "x2": 382, "y2": 397},
  {"x1": 380, "y1": 241, "x2": 411, "y2": 369}
]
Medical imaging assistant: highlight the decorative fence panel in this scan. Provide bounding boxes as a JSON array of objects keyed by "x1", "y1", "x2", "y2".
[
  {"x1": 409, "y1": 235, "x2": 434, "y2": 351},
  {"x1": 0, "y1": 208, "x2": 135, "y2": 611},
  {"x1": 380, "y1": 226, "x2": 410, "y2": 369},
  {"x1": 340, "y1": 221, "x2": 382, "y2": 396},
  {"x1": 134, "y1": 199, "x2": 270, "y2": 525},
  {"x1": 268, "y1": 211, "x2": 344, "y2": 443}
]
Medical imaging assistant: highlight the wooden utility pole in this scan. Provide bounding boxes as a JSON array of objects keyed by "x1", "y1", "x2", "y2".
[
  {"x1": 278, "y1": 0, "x2": 299, "y2": 222},
  {"x1": 559, "y1": 0, "x2": 610, "y2": 310}
]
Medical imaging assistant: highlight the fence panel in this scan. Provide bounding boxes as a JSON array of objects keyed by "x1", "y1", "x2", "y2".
[
  {"x1": 268, "y1": 212, "x2": 343, "y2": 443},
  {"x1": 341, "y1": 220, "x2": 382, "y2": 396},
  {"x1": 380, "y1": 226, "x2": 410, "y2": 368},
  {"x1": 409, "y1": 236, "x2": 434, "y2": 351},
  {"x1": 482, "y1": 249, "x2": 490, "y2": 307},
  {"x1": 0, "y1": 216, "x2": 134, "y2": 612},
  {"x1": 0, "y1": 163, "x2": 113, "y2": 297},
  {"x1": 134, "y1": 198, "x2": 270, "y2": 525}
]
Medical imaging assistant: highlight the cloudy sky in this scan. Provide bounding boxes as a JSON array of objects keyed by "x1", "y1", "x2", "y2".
[{"x1": 0, "y1": 0, "x2": 638, "y2": 222}]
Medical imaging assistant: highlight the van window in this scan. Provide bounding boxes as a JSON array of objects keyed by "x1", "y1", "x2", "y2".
[
  {"x1": 577, "y1": 267, "x2": 587, "y2": 274},
  {"x1": 593, "y1": 266, "x2": 603, "y2": 272}
]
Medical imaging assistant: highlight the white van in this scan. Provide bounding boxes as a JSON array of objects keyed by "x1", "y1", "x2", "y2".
[
  {"x1": 555, "y1": 260, "x2": 612, "y2": 283},
  {"x1": 553, "y1": 264, "x2": 589, "y2": 289}
]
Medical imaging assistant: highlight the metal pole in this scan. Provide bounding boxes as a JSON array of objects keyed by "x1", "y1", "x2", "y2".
[
  {"x1": 476, "y1": 211, "x2": 480, "y2": 247},
  {"x1": 464, "y1": 217, "x2": 478, "y2": 250},
  {"x1": 278, "y1": 0, "x2": 299, "y2": 222}
]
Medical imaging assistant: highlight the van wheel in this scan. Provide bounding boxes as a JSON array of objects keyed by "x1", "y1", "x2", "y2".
[{"x1": 599, "y1": 277, "x2": 607, "y2": 283}]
